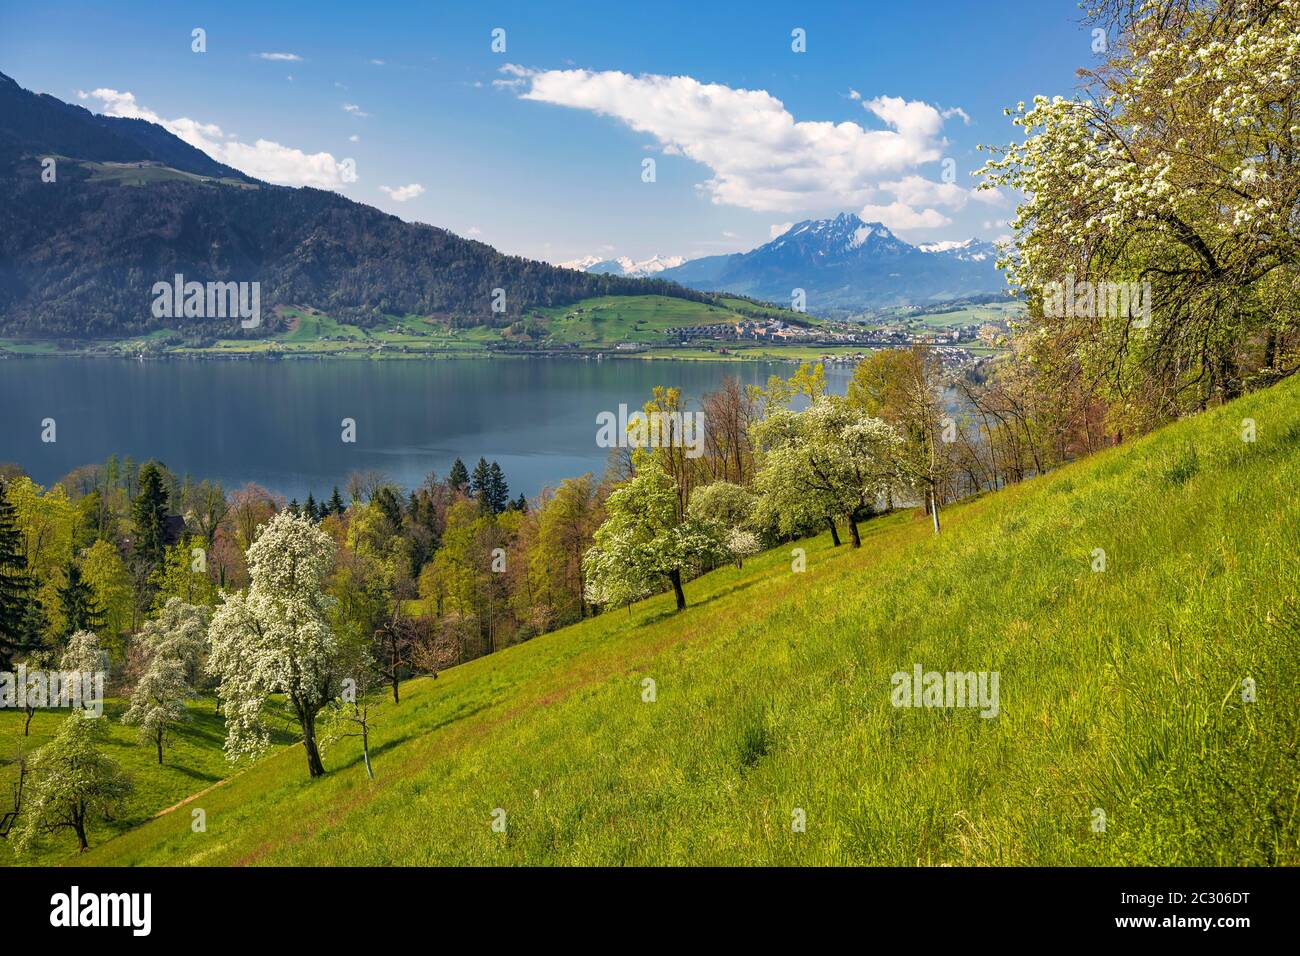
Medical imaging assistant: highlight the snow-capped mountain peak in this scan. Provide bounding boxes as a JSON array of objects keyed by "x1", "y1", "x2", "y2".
[
  {"x1": 761, "y1": 213, "x2": 912, "y2": 263},
  {"x1": 558, "y1": 254, "x2": 607, "y2": 271},
  {"x1": 918, "y1": 238, "x2": 998, "y2": 262},
  {"x1": 558, "y1": 253, "x2": 688, "y2": 277},
  {"x1": 558, "y1": 214, "x2": 1006, "y2": 313}
]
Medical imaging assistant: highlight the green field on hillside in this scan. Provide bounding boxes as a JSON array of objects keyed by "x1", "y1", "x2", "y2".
[
  {"x1": 0, "y1": 698, "x2": 292, "y2": 866},
  {"x1": 869, "y1": 300, "x2": 1023, "y2": 330},
  {"x1": 0, "y1": 339, "x2": 59, "y2": 354},
  {"x1": 6, "y1": 377, "x2": 1299, "y2": 866},
  {"x1": 186, "y1": 308, "x2": 500, "y2": 356},
  {"x1": 77, "y1": 160, "x2": 259, "y2": 189},
  {"x1": 535, "y1": 295, "x2": 815, "y2": 346}
]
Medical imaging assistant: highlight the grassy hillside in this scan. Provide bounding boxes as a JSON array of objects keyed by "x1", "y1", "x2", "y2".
[
  {"x1": 0, "y1": 699, "x2": 291, "y2": 866},
  {"x1": 77, "y1": 159, "x2": 260, "y2": 189},
  {"x1": 539, "y1": 295, "x2": 748, "y2": 346},
  {"x1": 9, "y1": 376, "x2": 1300, "y2": 866},
  {"x1": 868, "y1": 299, "x2": 1023, "y2": 330}
]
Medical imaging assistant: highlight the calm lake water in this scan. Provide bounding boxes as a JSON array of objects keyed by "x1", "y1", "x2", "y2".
[{"x1": 0, "y1": 356, "x2": 850, "y2": 500}]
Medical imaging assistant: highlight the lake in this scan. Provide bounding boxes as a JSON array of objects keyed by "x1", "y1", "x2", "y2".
[{"x1": 0, "y1": 356, "x2": 851, "y2": 501}]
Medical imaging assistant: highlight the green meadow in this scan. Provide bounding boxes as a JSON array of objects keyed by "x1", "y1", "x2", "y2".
[
  {"x1": 535, "y1": 294, "x2": 815, "y2": 346},
  {"x1": 6, "y1": 375, "x2": 1299, "y2": 866},
  {"x1": 869, "y1": 300, "x2": 1023, "y2": 330},
  {"x1": 0, "y1": 698, "x2": 291, "y2": 866}
]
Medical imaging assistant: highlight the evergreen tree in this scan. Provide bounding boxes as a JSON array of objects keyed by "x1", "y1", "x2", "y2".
[
  {"x1": 0, "y1": 479, "x2": 42, "y2": 668},
  {"x1": 288, "y1": 498, "x2": 301, "y2": 517},
  {"x1": 131, "y1": 462, "x2": 170, "y2": 571},
  {"x1": 57, "y1": 562, "x2": 106, "y2": 640},
  {"x1": 447, "y1": 458, "x2": 470, "y2": 496},
  {"x1": 329, "y1": 486, "x2": 346, "y2": 516},
  {"x1": 470, "y1": 458, "x2": 492, "y2": 512},
  {"x1": 486, "y1": 462, "x2": 510, "y2": 516},
  {"x1": 512, "y1": 493, "x2": 528, "y2": 513},
  {"x1": 304, "y1": 493, "x2": 319, "y2": 522},
  {"x1": 373, "y1": 486, "x2": 404, "y2": 530}
]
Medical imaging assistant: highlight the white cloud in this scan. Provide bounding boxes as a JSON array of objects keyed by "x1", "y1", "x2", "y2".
[
  {"x1": 971, "y1": 186, "x2": 1009, "y2": 206},
  {"x1": 349, "y1": 134, "x2": 360, "y2": 142},
  {"x1": 258, "y1": 52, "x2": 303, "y2": 62},
  {"x1": 854, "y1": 173, "x2": 1006, "y2": 229},
  {"x1": 369, "y1": 59, "x2": 386, "y2": 66},
  {"x1": 78, "y1": 88, "x2": 358, "y2": 189},
  {"x1": 380, "y1": 183, "x2": 425, "y2": 202},
  {"x1": 466, "y1": 226, "x2": 483, "y2": 236},
  {"x1": 342, "y1": 103, "x2": 370, "y2": 117},
  {"x1": 769, "y1": 221, "x2": 794, "y2": 239},
  {"x1": 941, "y1": 106, "x2": 971, "y2": 125},
  {"x1": 877, "y1": 174, "x2": 978, "y2": 210},
  {"x1": 859, "y1": 202, "x2": 951, "y2": 230},
  {"x1": 503, "y1": 65, "x2": 955, "y2": 214}
]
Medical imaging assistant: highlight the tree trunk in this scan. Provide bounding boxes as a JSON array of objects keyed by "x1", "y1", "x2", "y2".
[
  {"x1": 846, "y1": 513, "x2": 861, "y2": 548},
  {"x1": 362, "y1": 724, "x2": 373, "y2": 780},
  {"x1": 156, "y1": 731, "x2": 164, "y2": 765},
  {"x1": 23, "y1": 706, "x2": 33, "y2": 736},
  {"x1": 73, "y1": 813, "x2": 89, "y2": 852},
  {"x1": 930, "y1": 488, "x2": 942, "y2": 535},
  {"x1": 827, "y1": 518, "x2": 841, "y2": 547},
  {"x1": 300, "y1": 711, "x2": 326, "y2": 778},
  {"x1": 668, "y1": 568, "x2": 686, "y2": 612},
  {"x1": 391, "y1": 673, "x2": 400, "y2": 705}
]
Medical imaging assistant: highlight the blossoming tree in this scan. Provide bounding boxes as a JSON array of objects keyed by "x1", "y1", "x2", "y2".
[
  {"x1": 208, "y1": 511, "x2": 341, "y2": 778},
  {"x1": 979, "y1": 0, "x2": 1300, "y2": 421},
  {"x1": 583, "y1": 459, "x2": 727, "y2": 612}
]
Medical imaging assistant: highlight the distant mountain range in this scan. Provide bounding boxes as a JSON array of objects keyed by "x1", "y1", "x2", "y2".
[
  {"x1": 562, "y1": 214, "x2": 1007, "y2": 314},
  {"x1": 0, "y1": 71, "x2": 710, "y2": 338},
  {"x1": 558, "y1": 254, "x2": 688, "y2": 278}
]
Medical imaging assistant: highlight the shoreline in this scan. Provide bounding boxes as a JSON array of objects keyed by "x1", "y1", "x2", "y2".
[
  {"x1": 0, "y1": 344, "x2": 920, "y2": 365},
  {"x1": 0, "y1": 339, "x2": 1002, "y2": 365}
]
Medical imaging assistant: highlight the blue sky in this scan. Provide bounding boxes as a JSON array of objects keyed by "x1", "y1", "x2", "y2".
[{"x1": 1, "y1": 0, "x2": 1093, "y2": 263}]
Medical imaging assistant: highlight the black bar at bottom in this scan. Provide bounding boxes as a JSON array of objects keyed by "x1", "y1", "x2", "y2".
[{"x1": 0, "y1": 866, "x2": 1289, "y2": 941}]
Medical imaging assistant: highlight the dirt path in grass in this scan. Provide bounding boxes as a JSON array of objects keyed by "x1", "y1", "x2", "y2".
[{"x1": 153, "y1": 767, "x2": 251, "y2": 817}]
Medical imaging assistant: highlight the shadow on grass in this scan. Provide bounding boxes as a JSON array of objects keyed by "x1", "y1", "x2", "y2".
[{"x1": 163, "y1": 763, "x2": 223, "y2": 783}]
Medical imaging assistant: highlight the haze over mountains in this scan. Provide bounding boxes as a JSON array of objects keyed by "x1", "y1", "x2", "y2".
[{"x1": 562, "y1": 214, "x2": 1007, "y2": 313}]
